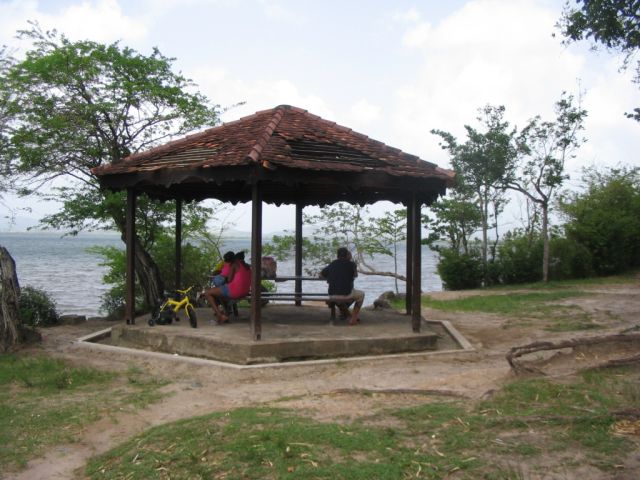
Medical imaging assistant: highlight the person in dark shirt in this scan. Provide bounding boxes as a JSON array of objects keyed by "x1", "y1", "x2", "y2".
[{"x1": 320, "y1": 247, "x2": 365, "y2": 325}]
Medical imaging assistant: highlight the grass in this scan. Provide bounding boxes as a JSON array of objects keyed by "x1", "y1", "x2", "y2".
[
  {"x1": 0, "y1": 354, "x2": 168, "y2": 472},
  {"x1": 388, "y1": 274, "x2": 638, "y2": 332},
  {"x1": 85, "y1": 366, "x2": 639, "y2": 479}
]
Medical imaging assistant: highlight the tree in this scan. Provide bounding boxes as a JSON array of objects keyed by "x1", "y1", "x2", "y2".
[
  {"x1": 1, "y1": 24, "x2": 219, "y2": 309},
  {"x1": 432, "y1": 105, "x2": 517, "y2": 283},
  {"x1": 505, "y1": 93, "x2": 587, "y2": 282},
  {"x1": 0, "y1": 46, "x2": 13, "y2": 197},
  {"x1": 424, "y1": 190, "x2": 482, "y2": 255},
  {"x1": 558, "y1": 0, "x2": 640, "y2": 121},
  {"x1": 264, "y1": 203, "x2": 409, "y2": 288},
  {"x1": 560, "y1": 166, "x2": 640, "y2": 274},
  {"x1": 369, "y1": 208, "x2": 407, "y2": 293}
]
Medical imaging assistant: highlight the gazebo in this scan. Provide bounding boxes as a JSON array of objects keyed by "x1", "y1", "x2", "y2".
[{"x1": 93, "y1": 105, "x2": 454, "y2": 340}]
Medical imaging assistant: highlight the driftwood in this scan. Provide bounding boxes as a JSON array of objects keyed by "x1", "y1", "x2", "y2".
[
  {"x1": 0, "y1": 246, "x2": 22, "y2": 352},
  {"x1": 506, "y1": 331, "x2": 640, "y2": 374}
]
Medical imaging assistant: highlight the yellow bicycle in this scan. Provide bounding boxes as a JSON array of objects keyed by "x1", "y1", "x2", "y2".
[{"x1": 149, "y1": 286, "x2": 198, "y2": 328}]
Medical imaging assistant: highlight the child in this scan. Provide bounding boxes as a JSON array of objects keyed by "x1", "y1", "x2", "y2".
[{"x1": 211, "y1": 251, "x2": 235, "y2": 287}]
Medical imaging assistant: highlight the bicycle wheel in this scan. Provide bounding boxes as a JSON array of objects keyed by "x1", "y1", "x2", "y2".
[
  {"x1": 149, "y1": 304, "x2": 161, "y2": 326},
  {"x1": 186, "y1": 305, "x2": 197, "y2": 328}
]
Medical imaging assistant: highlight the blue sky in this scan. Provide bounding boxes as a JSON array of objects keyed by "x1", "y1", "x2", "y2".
[{"x1": 1, "y1": 0, "x2": 639, "y2": 233}]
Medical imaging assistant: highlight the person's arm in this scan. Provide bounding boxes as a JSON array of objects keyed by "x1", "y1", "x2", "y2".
[
  {"x1": 226, "y1": 262, "x2": 238, "y2": 283},
  {"x1": 319, "y1": 265, "x2": 329, "y2": 279}
]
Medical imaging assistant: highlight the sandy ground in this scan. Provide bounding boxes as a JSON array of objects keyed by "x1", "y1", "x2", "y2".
[{"x1": 6, "y1": 280, "x2": 640, "y2": 480}]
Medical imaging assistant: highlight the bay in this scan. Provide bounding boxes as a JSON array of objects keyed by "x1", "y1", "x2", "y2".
[{"x1": 0, "y1": 232, "x2": 442, "y2": 317}]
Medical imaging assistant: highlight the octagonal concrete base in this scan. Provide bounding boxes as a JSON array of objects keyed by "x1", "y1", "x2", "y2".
[{"x1": 107, "y1": 304, "x2": 445, "y2": 365}]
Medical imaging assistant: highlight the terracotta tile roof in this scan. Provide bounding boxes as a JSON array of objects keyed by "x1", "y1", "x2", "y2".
[{"x1": 92, "y1": 105, "x2": 454, "y2": 184}]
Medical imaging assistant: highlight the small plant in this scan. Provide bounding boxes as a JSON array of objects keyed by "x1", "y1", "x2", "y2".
[{"x1": 19, "y1": 286, "x2": 60, "y2": 327}]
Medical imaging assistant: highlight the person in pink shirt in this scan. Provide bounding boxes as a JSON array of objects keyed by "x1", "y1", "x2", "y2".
[{"x1": 203, "y1": 252, "x2": 251, "y2": 324}]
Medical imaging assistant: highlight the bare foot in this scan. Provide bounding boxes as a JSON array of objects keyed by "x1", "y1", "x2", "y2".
[
  {"x1": 216, "y1": 314, "x2": 229, "y2": 325},
  {"x1": 349, "y1": 316, "x2": 359, "y2": 326}
]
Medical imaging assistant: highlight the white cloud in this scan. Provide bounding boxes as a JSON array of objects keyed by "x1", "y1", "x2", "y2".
[
  {"x1": 190, "y1": 66, "x2": 334, "y2": 122},
  {"x1": 388, "y1": 0, "x2": 592, "y2": 167},
  {"x1": 347, "y1": 99, "x2": 382, "y2": 126},
  {"x1": 0, "y1": 0, "x2": 148, "y2": 48},
  {"x1": 394, "y1": 7, "x2": 421, "y2": 24}
]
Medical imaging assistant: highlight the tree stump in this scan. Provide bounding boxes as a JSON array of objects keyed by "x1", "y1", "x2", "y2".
[{"x1": 0, "y1": 246, "x2": 22, "y2": 352}]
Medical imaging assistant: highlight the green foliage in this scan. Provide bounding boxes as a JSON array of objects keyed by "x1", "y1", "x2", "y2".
[
  {"x1": 432, "y1": 105, "x2": 517, "y2": 273},
  {"x1": 561, "y1": 166, "x2": 640, "y2": 275},
  {"x1": 424, "y1": 191, "x2": 482, "y2": 254},
  {"x1": 91, "y1": 225, "x2": 222, "y2": 317},
  {"x1": 506, "y1": 92, "x2": 587, "y2": 282},
  {"x1": 436, "y1": 247, "x2": 484, "y2": 290},
  {"x1": 265, "y1": 204, "x2": 409, "y2": 289},
  {"x1": 558, "y1": 0, "x2": 640, "y2": 120},
  {"x1": 0, "y1": 23, "x2": 221, "y2": 307},
  {"x1": 18, "y1": 285, "x2": 60, "y2": 327}
]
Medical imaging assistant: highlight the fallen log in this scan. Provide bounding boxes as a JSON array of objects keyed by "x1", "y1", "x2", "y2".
[{"x1": 506, "y1": 331, "x2": 640, "y2": 374}]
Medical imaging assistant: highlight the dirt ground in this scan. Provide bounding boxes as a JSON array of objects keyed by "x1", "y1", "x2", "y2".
[{"x1": 7, "y1": 280, "x2": 640, "y2": 480}]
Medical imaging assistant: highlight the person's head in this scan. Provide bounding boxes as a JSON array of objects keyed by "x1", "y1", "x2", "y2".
[
  {"x1": 235, "y1": 251, "x2": 246, "y2": 262},
  {"x1": 223, "y1": 251, "x2": 235, "y2": 263},
  {"x1": 337, "y1": 247, "x2": 350, "y2": 260}
]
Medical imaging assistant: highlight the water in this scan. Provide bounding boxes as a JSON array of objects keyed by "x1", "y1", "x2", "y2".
[{"x1": 0, "y1": 232, "x2": 442, "y2": 316}]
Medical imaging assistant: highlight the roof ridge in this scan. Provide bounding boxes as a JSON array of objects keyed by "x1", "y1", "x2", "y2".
[{"x1": 245, "y1": 105, "x2": 286, "y2": 166}]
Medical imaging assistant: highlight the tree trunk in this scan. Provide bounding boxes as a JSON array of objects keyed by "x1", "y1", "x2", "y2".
[
  {"x1": 482, "y1": 194, "x2": 489, "y2": 286},
  {"x1": 120, "y1": 232, "x2": 165, "y2": 310},
  {"x1": 110, "y1": 205, "x2": 165, "y2": 312},
  {"x1": 542, "y1": 202, "x2": 550, "y2": 282},
  {"x1": 0, "y1": 246, "x2": 22, "y2": 352}
]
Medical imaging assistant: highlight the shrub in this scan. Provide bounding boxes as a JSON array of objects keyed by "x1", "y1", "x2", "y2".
[
  {"x1": 497, "y1": 231, "x2": 543, "y2": 284},
  {"x1": 548, "y1": 237, "x2": 593, "y2": 279},
  {"x1": 561, "y1": 167, "x2": 640, "y2": 275},
  {"x1": 19, "y1": 286, "x2": 60, "y2": 327},
  {"x1": 90, "y1": 232, "x2": 222, "y2": 318},
  {"x1": 437, "y1": 248, "x2": 483, "y2": 290}
]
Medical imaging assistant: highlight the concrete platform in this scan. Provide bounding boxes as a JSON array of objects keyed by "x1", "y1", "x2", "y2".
[{"x1": 104, "y1": 304, "x2": 453, "y2": 365}]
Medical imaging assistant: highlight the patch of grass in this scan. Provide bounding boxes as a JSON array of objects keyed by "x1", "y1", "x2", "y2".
[
  {"x1": 85, "y1": 367, "x2": 640, "y2": 479},
  {"x1": 487, "y1": 272, "x2": 637, "y2": 291},
  {"x1": 0, "y1": 354, "x2": 168, "y2": 472},
  {"x1": 422, "y1": 290, "x2": 586, "y2": 315}
]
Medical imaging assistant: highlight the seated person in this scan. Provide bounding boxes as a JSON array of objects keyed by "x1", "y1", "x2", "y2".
[
  {"x1": 211, "y1": 251, "x2": 235, "y2": 287},
  {"x1": 320, "y1": 247, "x2": 365, "y2": 325},
  {"x1": 203, "y1": 252, "x2": 251, "y2": 324}
]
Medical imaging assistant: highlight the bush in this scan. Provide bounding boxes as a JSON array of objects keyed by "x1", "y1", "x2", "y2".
[
  {"x1": 497, "y1": 232, "x2": 543, "y2": 284},
  {"x1": 19, "y1": 286, "x2": 60, "y2": 327},
  {"x1": 437, "y1": 248, "x2": 483, "y2": 290},
  {"x1": 90, "y1": 232, "x2": 222, "y2": 318},
  {"x1": 561, "y1": 167, "x2": 640, "y2": 275},
  {"x1": 496, "y1": 231, "x2": 594, "y2": 284},
  {"x1": 548, "y1": 237, "x2": 593, "y2": 280}
]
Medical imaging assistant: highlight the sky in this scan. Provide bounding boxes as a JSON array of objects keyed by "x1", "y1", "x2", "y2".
[{"x1": 1, "y1": 0, "x2": 639, "y2": 234}]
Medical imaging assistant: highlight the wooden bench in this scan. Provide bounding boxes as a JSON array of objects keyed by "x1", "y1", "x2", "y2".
[{"x1": 223, "y1": 292, "x2": 353, "y2": 322}]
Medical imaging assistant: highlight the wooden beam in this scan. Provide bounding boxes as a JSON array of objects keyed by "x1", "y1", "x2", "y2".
[
  {"x1": 411, "y1": 196, "x2": 422, "y2": 332},
  {"x1": 175, "y1": 198, "x2": 182, "y2": 289},
  {"x1": 405, "y1": 199, "x2": 414, "y2": 315},
  {"x1": 125, "y1": 188, "x2": 136, "y2": 325},
  {"x1": 250, "y1": 182, "x2": 263, "y2": 340},
  {"x1": 295, "y1": 203, "x2": 303, "y2": 306}
]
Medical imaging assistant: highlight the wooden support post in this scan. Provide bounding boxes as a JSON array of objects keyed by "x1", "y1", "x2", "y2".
[
  {"x1": 295, "y1": 203, "x2": 303, "y2": 306},
  {"x1": 405, "y1": 199, "x2": 414, "y2": 315},
  {"x1": 175, "y1": 198, "x2": 182, "y2": 289},
  {"x1": 411, "y1": 196, "x2": 422, "y2": 332},
  {"x1": 250, "y1": 183, "x2": 263, "y2": 340},
  {"x1": 125, "y1": 188, "x2": 136, "y2": 325}
]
